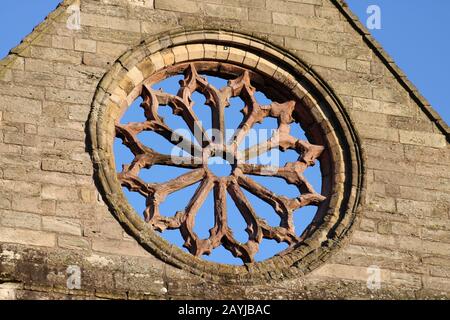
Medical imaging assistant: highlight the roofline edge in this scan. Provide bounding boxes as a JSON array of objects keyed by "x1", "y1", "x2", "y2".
[{"x1": 332, "y1": 0, "x2": 449, "y2": 142}]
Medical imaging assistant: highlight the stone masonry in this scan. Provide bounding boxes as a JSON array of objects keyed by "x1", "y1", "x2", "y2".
[{"x1": 0, "y1": 0, "x2": 449, "y2": 299}]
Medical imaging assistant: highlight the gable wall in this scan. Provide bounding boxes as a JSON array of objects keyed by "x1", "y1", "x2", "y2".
[{"x1": 0, "y1": 0, "x2": 449, "y2": 299}]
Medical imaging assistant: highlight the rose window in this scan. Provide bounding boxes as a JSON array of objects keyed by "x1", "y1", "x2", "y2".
[
  {"x1": 90, "y1": 31, "x2": 363, "y2": 280},
  {"x1": 114, "y1": 63, "x2": 325, "y2": 264}
]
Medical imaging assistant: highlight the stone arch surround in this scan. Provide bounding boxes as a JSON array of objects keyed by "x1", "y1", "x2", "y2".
[{"x1": 89, "y1": 29, "x2": 365, "y2": 283}]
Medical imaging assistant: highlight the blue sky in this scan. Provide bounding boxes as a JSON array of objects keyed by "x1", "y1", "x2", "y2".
[
  {"x1": 1, "y1": 1, "x2": 448, "y2": 264},
  {"x1": 346, "y1": 0, "x2": 450, "y2": 124}
]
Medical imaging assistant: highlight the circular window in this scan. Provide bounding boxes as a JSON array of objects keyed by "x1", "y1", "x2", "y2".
[
  {"x1": 115, "y1": 62, "x2": 326, "y2": 264},
  {"x1": 89, "y1": 30, "x2": 364, "y2": 283}
]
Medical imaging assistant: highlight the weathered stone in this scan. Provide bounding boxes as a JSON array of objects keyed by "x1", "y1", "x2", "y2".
[
  {"x1": 97, "y1": 42, "x2": 129, "y2": 57},
  {"x1": 267, "y1": 0, "x2": 315, "y2": 16},
  {"x1": 285, "y1": 37, "x2": 317, "y2": 53},
  {"x1": 0, "y1": 210, "x2": 42, "y2": 230},
  {"x1": 203, "y1": 3, "x2": 248, "y2": 20},
  {"x1": 0, "y1": 282, "x2": 21, "y2": 300},
  {"x1": 41, "y1": 159, "x2": 93, "y2": 175},
  {"x1": 0, "y1": 95, "x2": 42, "y2": 115},
  {"x1": 30, "y1": 46, "x2": 82, "y2": 64},
  {"x1": 399, "y1": 130, "x2": 446, "y2": 148},
  {"x1": 347, "y1": 59, "x2": 371, "y2": 73},
  {"x1": 0, "y1": 227, "x2": 55, "y2": 247},
  {"x1": 45, "y1": 88, "x2": 93, "y2": 105},
  {"x1": 0, "y1": 0, "x2": 448, "y2": 301},
  {"x1": 81, "y1": 13, "x2": 141, "y2": 33},
  {"x1": 74, "y1": 39, "x2": 97, "y2": 53},
  {"x1": 52, "y1": 35, "x2": 74, "y2": 50},
  {"x1": 41, "y1": 184, "x2": 80, "y2": 201},
  {"x1": 92, "y1": 238, "x2": 149, "y2": 257},
  {"x1": 154, "y1": 0, "x2": 201, "y2": 14},
  {"x1": 248, "y1": 8, "x2": 272, "y2": 23},
  {"x1": 25, "y1": 58, "x2": 54, "y2": 73},
  {"x1": 42, "y1": 217, "x2": 82, "y2": 236}
]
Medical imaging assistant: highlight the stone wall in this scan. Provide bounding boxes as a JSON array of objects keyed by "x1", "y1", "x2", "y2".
[{"x1": 0, "y1": 0, "x2": 449, "y2": 299}]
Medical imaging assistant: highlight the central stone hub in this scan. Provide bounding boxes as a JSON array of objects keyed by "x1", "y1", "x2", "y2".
[{"x1": 202, "y1": 144, "x2": 239, "y2": 177}]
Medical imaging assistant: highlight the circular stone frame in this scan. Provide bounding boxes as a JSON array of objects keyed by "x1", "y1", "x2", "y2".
[{"x1": 88, "y1": 29, "x2": 365, "y2": 284}]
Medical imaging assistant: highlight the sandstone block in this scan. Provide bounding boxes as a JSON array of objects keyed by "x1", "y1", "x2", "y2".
[
  {"x1": 0, "y1": 227, "x2": 55, "y2": 247},
  {"x1": 42, "y1": 217, "x2": 82, "y2": 236},
  {"x1": 75, "y1": 39, "x2": 97, "y2": 53},
  {"x1": 154, "y1": 0, "x2": 200, "y2": 14}
]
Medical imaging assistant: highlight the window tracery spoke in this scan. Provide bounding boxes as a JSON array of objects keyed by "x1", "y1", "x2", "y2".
[
  {"x1": 239, "y1": 160, "x2": 325, "y2": 197},
  {"x1": 235, "y1": 99, "x2": 302, "y2": 160},
  {"x1": 207, "y1": 179, "x2": 230, "y2": 251},
  {"x1": 140, "y1": 84, "x2": 203, "y2": 157},
  {"x1": 183, "y1": 178, "x2": 232, "y2": 257},
  {"x1": 155, "y1": 90, "x2": 211, "y2": 148},
  {"x1": 226, "y1": 71, "x2": 262, "y2": 147},
  {"x1": 180, "y1": 64, "x2": 227, "y2": 144},
  {"x1": 226, "y1": 179, "x2": 263, "y2": 263},
  {"x1": 115, "y1": 122, "x2": 152, "y2": 156},
  {"x1": 142, "y1": 168, "x2": 206, "y2": 224},
  {"x1": 118, "y1": 172, "x2": 150, "y2": 197},
  {"x1": 151, "y1": 66, "x2": 213, "y2": 148},
  {"x1": 234, "y1": 170, "x2": 298, "y2": 231},
  {"x1": 179, "y1": 175, "x2": 215, "y2": 256},
  {"x1": 117, "y1": 130, "x2": 202, "y2": 174},
  {"x1": 240, "y1": 125, "x2": 297, "y2": 161}
]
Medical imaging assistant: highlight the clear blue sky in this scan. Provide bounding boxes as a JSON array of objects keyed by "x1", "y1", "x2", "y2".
[
  {"x1": 1, "y1": 1, "x2": 448, "y2": 264},
  {"x1": 346, "y1": 0, "x2": 450, "y2": 124}
]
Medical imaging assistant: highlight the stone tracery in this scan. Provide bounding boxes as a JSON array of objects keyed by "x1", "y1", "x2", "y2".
[{"x1": 115, "y1": 63, "x2": 325, "y2": 263}]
